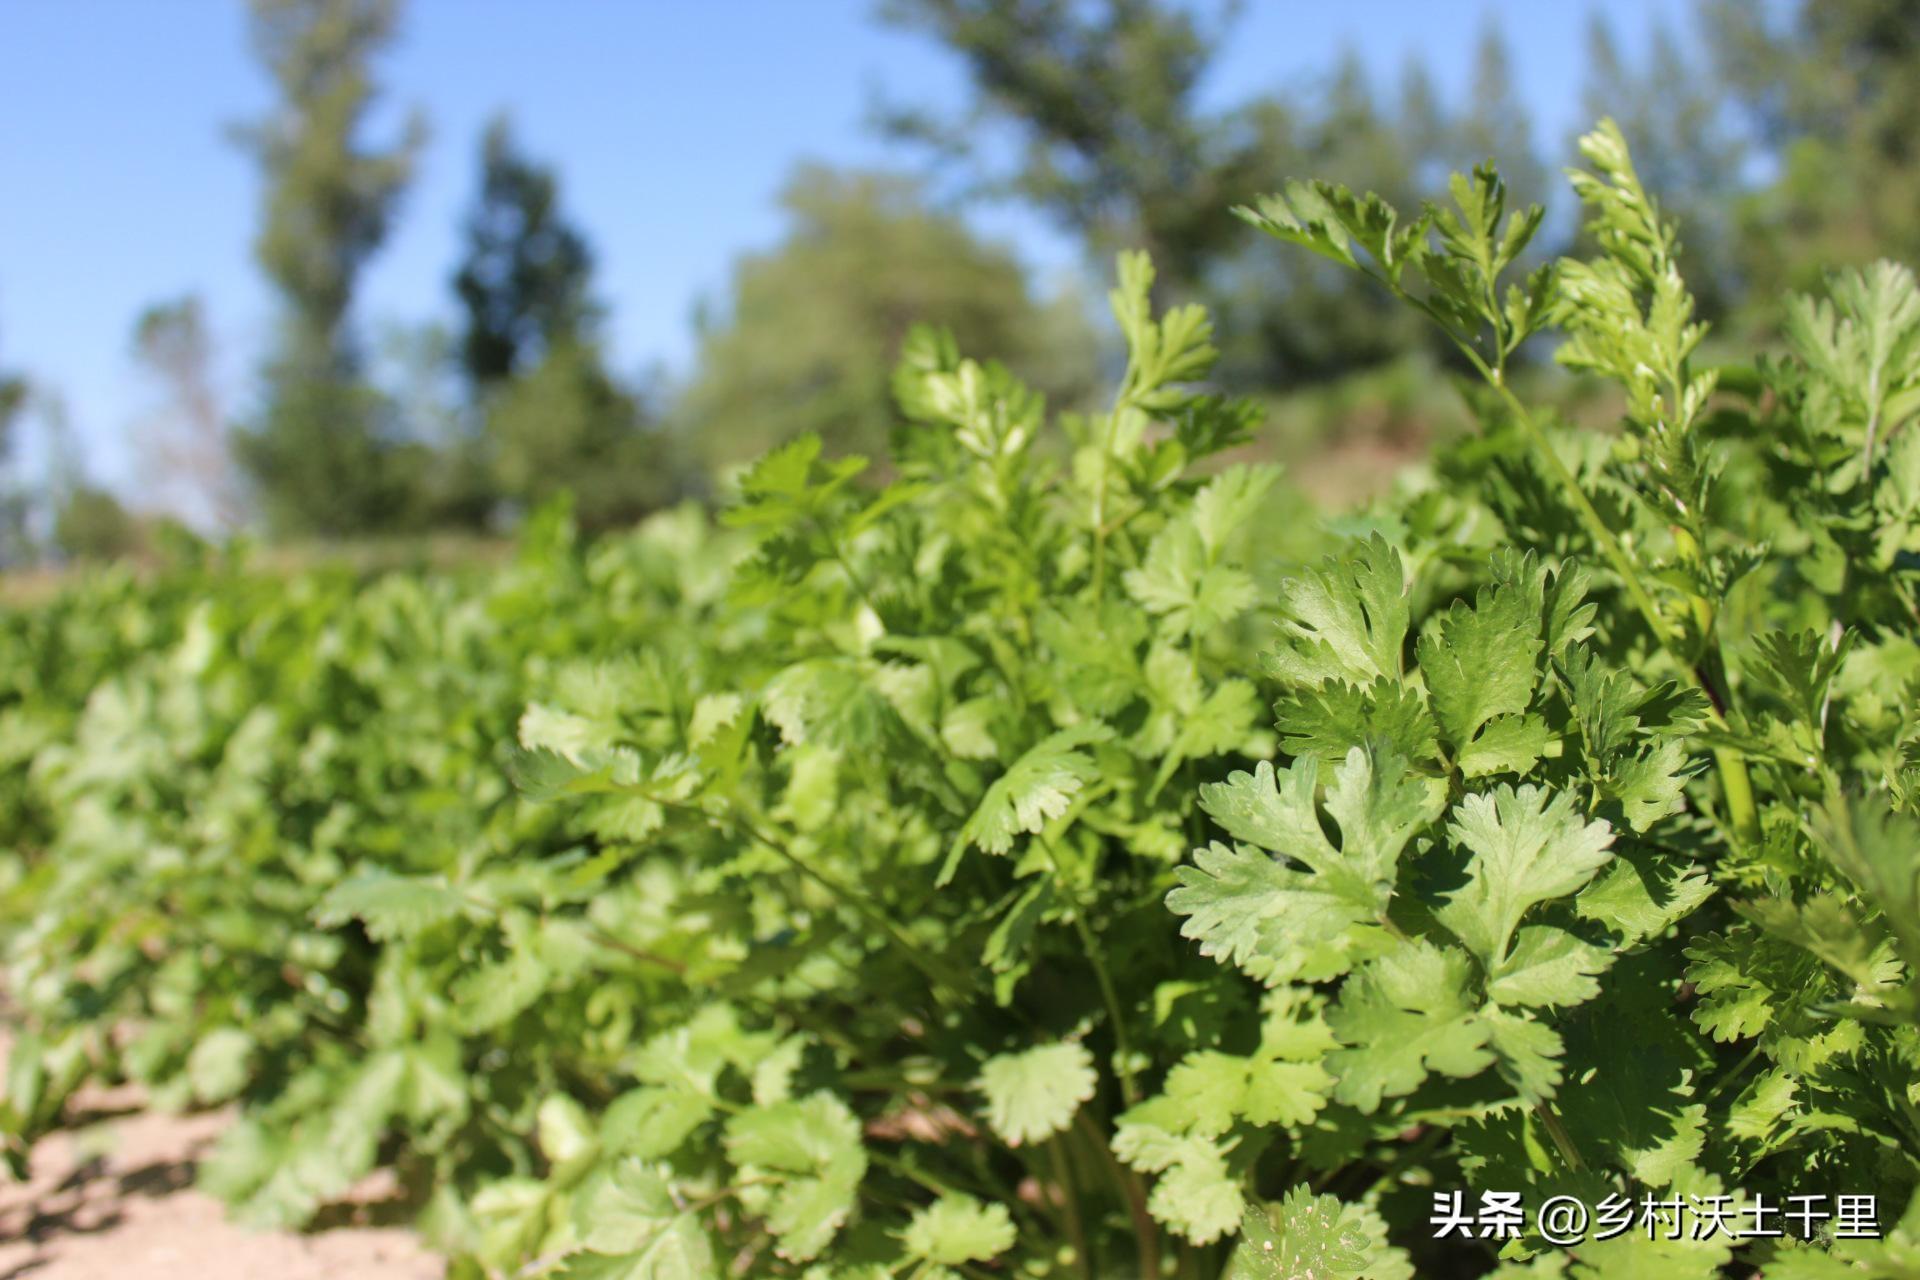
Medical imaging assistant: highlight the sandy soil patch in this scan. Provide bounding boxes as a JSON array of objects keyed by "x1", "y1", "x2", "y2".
[{"x1": 0, "y1": 1080, "x2": 442, "y2": 1280}]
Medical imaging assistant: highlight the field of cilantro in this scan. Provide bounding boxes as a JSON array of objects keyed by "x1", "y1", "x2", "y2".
[{"x1": 4, "y1": 126, "x2": 1920, "y2": 1278}]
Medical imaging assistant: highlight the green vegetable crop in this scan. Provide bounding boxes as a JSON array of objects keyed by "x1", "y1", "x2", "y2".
[{"x1": 4, "y1": 122, "x2": 1919, "y2": 1277}]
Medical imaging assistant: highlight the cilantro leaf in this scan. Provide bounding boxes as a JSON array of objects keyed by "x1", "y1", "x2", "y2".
[
  {"x1": 723, "y1": 1093, "x2": 867, "y2": 1262},
  {"x1": 1170, "y1": 749, "x2": 1443, "y2": 984},
  {"x1": 1325, "y1": 939, "x2": 1495, "y2": 1112},
  {"x1": 1416, "y1": 574, "x2": 1545, "y2": 753},
  {"x1": 1486, "y1": 926, "x2": 1613, "y2": 1009},
  {"x1": 976, "y1": 1041, "x2": 1097, "y2": 1147},
  {"x1": 569, "y1": 1159, "x2": 715, "y2": 1270},
  {"x1": 903, "y1": 1194, "x2": 1017, "y2": 1265},
  {"x1": 1266, "y1": 536, "x2": 1410, "y2": 687},
  {"x1": 313, "y1": 871, "x2": 471, "y2": 941},
  {"x1": 1435, "y1": 784, "x2": 1615, "y2": 969},
  {"x1": 1230, "y1": 1186, "x2": 1413, "y2": 1280}
]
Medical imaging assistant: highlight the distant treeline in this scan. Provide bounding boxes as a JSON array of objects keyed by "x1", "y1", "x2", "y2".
[{"x1": 2, "y1": 0, "x2": 1914, "y2": 558}]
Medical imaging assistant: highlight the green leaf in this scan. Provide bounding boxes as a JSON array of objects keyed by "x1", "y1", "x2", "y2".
[
  {"x1": 1274, "y1": 678, "x2": 1439, "y2": 765},
  {"x1": 1434, "y1": 784, "x2": 1615, "y2": 968},
  {"x1": 1755, "y1": 1185, "x2": 1920, "y2": 1279},
  {"x1": 506, "y1": 744, "x2": 624, "y2": 803},
  {"x1": 1486, "y1": 926, "x2": 1613, "y2": 1008},
  {"x1": 1266, "y1": 535, "x2": 1410, "y2": 687},
  {"x1": 902, "y1": 1194, "x2": 1017, "y2": 1265},
  {"x1": 569, "y1": 1159, "x2": 715, "y2": 1273},
  {"x1": 976, "y1": 1041, "x2": 1097, "y2": 1147},
  {"x1": 1809, "y1": 795, "x2": 1920, "y2": 1003},
  {"x1": 1196, "y1": 747, "x2": 1442, "y2": 917},
  {"x1": 1325, "y1": 940, "x2": 1495, "y2": 1112},
  {"x1": 1114, "y1": 988, "x2": 1336, "y2": 1237},
  {"x1": 1573, "y1": 844, "x2": 1715, "y2": 945},
  {"x1": 187, "y1": 1028, "x2": 254, "y2": 1104},
  {"x1": 1684, "y1": 927, "x2": 1823, "y2": 1043},
  {"x1": 722, "y1": 1093, "x2": 867, "y2": 1262},
  {"x1": 760, "y1": 658, "x2": 900, "y2": 751},
  {"x1": 539, "y1": 1093, "x2": 601, "y2": 1175},
  {"x1": 955, "y1": 724, "x2": 1111, "y2": 860},
  {"x1": 1191, "y1": 464, "x2": 1283, "y2": 557},
  {"x1": 603, "y1": 1087, "x2": 713, "y2": 1160},
  {"x1": 453, "y1": 946, "x2": 550, "y2": 1033},
  {"x1": 1456, "y1": 714, "x2": 1553, "y2": 779},
  {"x1": 1229, "y1": 1186, "x2": 1413, "y2": 1280},
  {"x1": 1416, "y1": 574, "x2": 1545, "y2": 752},
  {"x1": 1111, "y1": 1123, "x2": 1245, "y2": 1247},
  {"x1": 1124, "y1": 521, "x2": 1258, "y2": 639},
  {"x1": 1170, "y1": 747, "x2": 1443, "y2": 983},
  {"x1": 313, "y1": 871, "x2": 471, "y2": 941},
  {"x1": 1482, "y1": 1008, "x2": 1567, "y2": 1102}
]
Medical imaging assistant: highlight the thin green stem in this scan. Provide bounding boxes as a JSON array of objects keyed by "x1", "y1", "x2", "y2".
[
  {"x1": 1051, "y1": 1135, "x2": 1094, "y2": 1280},
  {"x1": 1075, "y1": 913, "x2": 1140, "y2": 1108},
  {"x1": 1535, "y1": 1101, "x2": 1587, "y2": 1174},
  {"x1": 1487, "y1": 379, "x2": 1669, "y2": 643},
  {"x1": 1090, "y1": 407, "x2": 1123, "y2": 598},
  {"x1": 1038, "y1": 835, "x2": 1141, "y2": 1107},
  {"x1": 1484, "y1": 379, "x2": 1761, "y2": 848},
  {"x1": 582, "y1": 922, "x2": 687, "y2": 975},
  {"x1": 1075, "y1": 1109, "x2": 1159, "y2": 1279},
  {"x1": 1698, "y1": 1041, "x2": 1765, "y2": 1106},
  {"x1": 827, "y1": 530, "x2": 881, "y2": 617}
]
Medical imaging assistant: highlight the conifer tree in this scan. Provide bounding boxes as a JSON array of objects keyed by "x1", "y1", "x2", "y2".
[{"x1": 452, "y1": 116, "x2": 598, "y2": 392}]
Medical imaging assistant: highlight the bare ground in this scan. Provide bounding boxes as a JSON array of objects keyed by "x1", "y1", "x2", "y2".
[{"x1": 0, "y1": 1080, "x2": 442, "y2": 1280}]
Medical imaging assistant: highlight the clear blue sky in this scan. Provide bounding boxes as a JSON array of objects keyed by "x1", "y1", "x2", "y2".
[{"x1": 0, "y1": 0, "x2": 1677, "y2": 497}]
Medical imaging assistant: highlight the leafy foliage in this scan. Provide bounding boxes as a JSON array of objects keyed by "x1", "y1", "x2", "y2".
[{"x1": 5, "y1": 126, "x2": 1919, "y2": 1278}]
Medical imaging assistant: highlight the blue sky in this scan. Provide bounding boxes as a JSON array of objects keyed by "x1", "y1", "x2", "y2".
[{"x1": 0, "y1": 0, "x2": 1678, "y2": 496}]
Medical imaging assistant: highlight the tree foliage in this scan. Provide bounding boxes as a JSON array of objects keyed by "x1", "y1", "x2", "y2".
[
  {"x1": 231, "y1": 0, "x2": 427, "y2": 535},
  {"x1": 677, "y1": 164, "x2": 1099, "y2": 467},
  {"x1": 488, "y1": 340, "x2": 674, "y2": 530},
  {"x1": 447, "y1": 118, "x2": 670, "y2": 530},
  {"x1": 453, "y1": 116, "x2": 599, "y2": 392},
  {"x1": 878, "y1": 0, "x2": 1272, "y2": 299},
  {"x1": 1704, "y1": 0, "x2": 1920, "y2": 295}
]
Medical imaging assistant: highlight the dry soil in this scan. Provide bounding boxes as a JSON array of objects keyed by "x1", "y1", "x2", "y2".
[{"x1": 0, "y1": 1078, "x2": 442, "y2": 1280}]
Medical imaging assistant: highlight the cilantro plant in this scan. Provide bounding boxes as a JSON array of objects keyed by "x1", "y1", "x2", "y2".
[
  {"x1": 3, "y1": 121, "x2": 1918, "y2": 1279},
  {"x1": 1136, "y1": 120, "x2": 1920, "y2": 1275}
]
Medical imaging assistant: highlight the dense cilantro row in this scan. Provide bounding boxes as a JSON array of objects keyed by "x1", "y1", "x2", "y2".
[{"x1": 4, "y1": 123, "x2": 1919, "y2": 1277}]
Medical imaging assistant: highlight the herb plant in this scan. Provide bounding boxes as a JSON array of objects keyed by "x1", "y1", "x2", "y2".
[{"x1": 3, "y1": 122, "x2": 1918, "y2": 1277}]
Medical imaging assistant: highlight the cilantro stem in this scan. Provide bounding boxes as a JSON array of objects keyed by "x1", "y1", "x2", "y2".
[
  {"x1": 1698, "y1": 1041, "x2": 1765, "y2": 1106},
  {"x1": 1535, "y1": 1101, "x2": 1587, "y2": 1174},
  {"x1": 816, "y1": 512, "x2": 884, "y2": 618},
  {"x1": 1074, "y1": 1108, "x2": 1159, "y2": 1279},
  {"x1": 1038, "y1": 834, "x2": 1141, "y2": 1107},
  {"x1": 582, "y1": 922, "x2": 686, "y2": 975},
  {"x1": 1090, "y1": 407, "x2": 1122, "y2": 598},
  {"x1": 1050, "y1": 1135, "x2": 1094, "y2": 1280},
  {"x1": 1486, "y1": 378, "x2": 1761, "y2": 848},
  {"x1": 1073, "y1": 911, "x2": 1140, "y2": 1107},
  {"x1": 1484, "y1": 378, "x2": 1667, "y2": 643}
]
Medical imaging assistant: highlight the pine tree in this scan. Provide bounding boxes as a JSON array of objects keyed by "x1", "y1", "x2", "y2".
[
  {"x1": 452, "y1": 116, "x2": 598, "y2": 392},
  {"x1": 449, "y1": 116, "x2": 667, "y2": 528}
]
